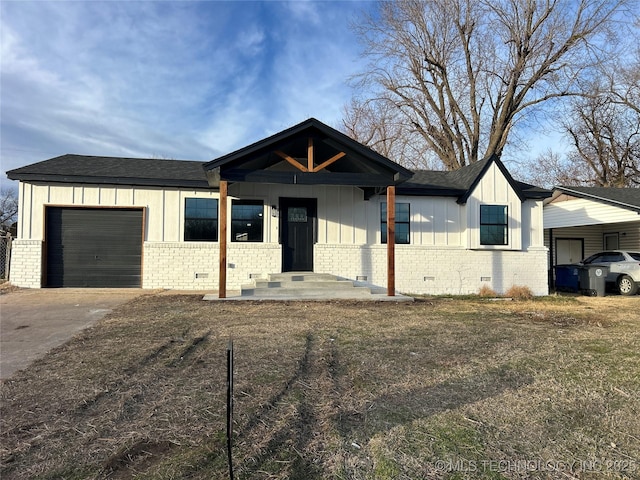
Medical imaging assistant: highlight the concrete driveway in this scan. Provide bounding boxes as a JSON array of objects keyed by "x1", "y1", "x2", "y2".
[{"x1": 0, "y1": 288, "x2": 143, "y2": 380}]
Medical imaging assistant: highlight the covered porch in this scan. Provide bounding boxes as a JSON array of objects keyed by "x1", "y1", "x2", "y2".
[{"x1": 202, "y1": 118, "x2": 413, "y2": 299}]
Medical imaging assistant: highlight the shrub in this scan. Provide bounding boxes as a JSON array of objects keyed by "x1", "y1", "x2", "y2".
[
  {"x1": 504, "y1": 285, "x2": 534, "y2": 300},
  {"x1": 478, "y1": 284, "x2": 498, "y2": 297}
]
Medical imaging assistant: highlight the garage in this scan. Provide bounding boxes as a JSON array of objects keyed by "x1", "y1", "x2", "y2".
[{"x1": 45, "y1": 207, "x2": 144, "y2": 287}]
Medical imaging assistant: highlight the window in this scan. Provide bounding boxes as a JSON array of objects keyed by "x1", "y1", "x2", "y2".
[
  {"x1": 184, "y1": 198, "x2": 218, "y2": 241},
  {"x1": 603, "y1": 233, "x2": 619, "y2": 250},
  {"x1": 381, "y1": 202, "x2": 410, "y2": 244},
  {"x1": 231, "y1": 200, "x2": 264, "y2": 242},
  {"x1": 480, "y1": 205, "x2": 508, "y2": 245}
]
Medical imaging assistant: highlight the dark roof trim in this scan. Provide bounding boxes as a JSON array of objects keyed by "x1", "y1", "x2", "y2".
[
  {"x1": 7, "y1": 173, "x2": 210, "y2": 189},
  {"x1": 203, "y1": 117, "x2": 414, "y2": 181},
  {"x1": 554, "y1": 186, "x2": 640, "y2": 212}
]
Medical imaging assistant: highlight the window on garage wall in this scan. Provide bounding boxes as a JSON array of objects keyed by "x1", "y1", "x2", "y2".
[
  {"x1": 480, "y1": 205, "x2": 508, "y2": 245},
  {"x1": 603, "y1": 232, "x2": 619, "y2": 250},
  {"x1": 231, "y1": 200, "x2": 264, "y2": 242},
  {"x1": 381, "y1": 202, "x2": 410, "y2": 244},
  {"x1": 184, "y1": 198, "x2": 218, "y2": 241}
]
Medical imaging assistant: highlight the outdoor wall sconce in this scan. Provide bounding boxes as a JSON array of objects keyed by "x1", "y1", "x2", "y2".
[{"x1": 271, "y1": 205, "x2": 279, "y2": 217}]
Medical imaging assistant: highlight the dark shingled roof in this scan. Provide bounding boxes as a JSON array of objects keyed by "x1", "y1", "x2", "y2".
[
  {"x1": 7, "y1": 154, "x2": 211, "y2": 188},
  {"x1": 397, "y1": 156, "x2": 551, "y2": 201},
  {"x1": 555, "y1": 186, "x2": 640, "y2": 211},
  {"x1": 7, "y1": 152, "x2": 551, "y2": 201}
]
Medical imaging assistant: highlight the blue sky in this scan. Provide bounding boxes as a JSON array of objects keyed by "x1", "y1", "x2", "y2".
[{"x1": 1, "y1": 0, "x2": 371, "y2": 189}]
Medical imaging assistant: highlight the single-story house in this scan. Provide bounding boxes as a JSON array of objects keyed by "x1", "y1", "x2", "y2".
[
  {"x1": 544, "y1": 186, "x2": 640, "y2": 285},
  {"x1": 7, "y1": 118, "x2": 551, "y2": 296}
]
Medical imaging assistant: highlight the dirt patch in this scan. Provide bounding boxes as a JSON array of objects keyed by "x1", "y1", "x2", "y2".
[
  {"x1": 1, "y1": 295, "x2": 638, "y2": 479},
  {"x1": 102, "y1": 440, "x2": 176, "y2": 478}
]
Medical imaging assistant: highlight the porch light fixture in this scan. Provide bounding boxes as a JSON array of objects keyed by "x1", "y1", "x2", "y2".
[{"x1": 271, "y1": 205, "x2": 279, "y2": 217}]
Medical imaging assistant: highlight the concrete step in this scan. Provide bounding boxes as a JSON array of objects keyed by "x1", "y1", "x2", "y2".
[
  {"x1": 267, "y1": 272, "x2": 338, "y2": 282},
  {"x1": 240, "y1": 286, "x2": 372, "y2": 298},
  {"x1": 240, "y1": 272, "x2": 373, "y2": 299},
  {"x1": 251, "y1": 280, "x2": 356, "y2": 289}
]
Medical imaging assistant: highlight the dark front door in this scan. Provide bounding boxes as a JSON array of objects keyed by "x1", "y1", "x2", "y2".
[{"x1": 280, "y1": 197, "x2": 316, "y2": 272}]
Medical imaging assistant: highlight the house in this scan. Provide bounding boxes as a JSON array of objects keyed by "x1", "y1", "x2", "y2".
[
  {"x1": 544, "y1": 186, "x2": 640, "y2": 285},
  {"x1": 6, "y1": 118, "x2": 551, "y2": 296}
]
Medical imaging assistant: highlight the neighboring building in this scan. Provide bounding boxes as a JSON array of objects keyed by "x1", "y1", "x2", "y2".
[
  {"x1": 6, "y1": 118, "x2": 551, "y2": 296},
  {"x1": 544, "y1": 186, "x2": 640, "y2": 285}
]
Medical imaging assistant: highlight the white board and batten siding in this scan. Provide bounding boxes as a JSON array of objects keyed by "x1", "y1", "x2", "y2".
[
  {"x1": 12, "y1": 178, "x2": 548, "y2": 295},
  {"x1": 466, "y1": 162, "x2": 523, "y2": 250},
  {"x1": 18, "y1": 182, "x2": 219, "y2": 242}
]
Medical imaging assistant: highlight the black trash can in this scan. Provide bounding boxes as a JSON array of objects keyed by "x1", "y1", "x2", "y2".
[{"x1": 579, "y1": 265, "x2": 609, "y2": 297}]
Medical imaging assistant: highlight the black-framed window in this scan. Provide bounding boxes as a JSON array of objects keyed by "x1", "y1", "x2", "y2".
[
  {"x1": 184, "y1": 198, "x2": 218, "y2": 241},
  {"x1": 381, "y1": 202, "x2": 410, "y2": 244},
  {"x1": 231, "y1": 200, "x2": 264, "y2": 242},
  {"x1": 480, "y1": 205, "x2": 508, "y2": 245}
]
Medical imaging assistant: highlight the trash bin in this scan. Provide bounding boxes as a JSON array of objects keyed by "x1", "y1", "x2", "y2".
[
  {"x1": 579, "y1": 265, "x2": 609, "y2": 297},
  {"x1": 554, "y1": 264, "x2": 580, "y2": 292}
]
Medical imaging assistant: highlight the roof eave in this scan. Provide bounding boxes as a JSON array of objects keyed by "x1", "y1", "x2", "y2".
[
  {"x1": 7, "y1": 173, "x2": 211, "y2": 189},
  {"x1": 554, "y1": 186, "x2": 640, "y2": 212}
]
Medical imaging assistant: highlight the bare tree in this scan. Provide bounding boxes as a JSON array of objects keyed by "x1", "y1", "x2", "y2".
[
  {"x1": 0, "y1": 188, "x2": 18, "y2": 230},
  {"x1": 346, "y1": 0, "x2": 630, "y2": 170},
  {"x1": 343, "y1": 98, "x2": 440, "y2": 170},
  {"x1": 526, "y1": 44, "x2": 640, "y2": 189},
  {"x1": 565, "y1": 91, "x2": 639, "y2": 187},
  {"x1": 525, "y1": 149, "x2": 595, "y2": 188}
]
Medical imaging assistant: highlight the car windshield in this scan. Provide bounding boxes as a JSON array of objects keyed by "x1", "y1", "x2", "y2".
[{"x1": 629, "y1": 252, "x2": 640, "y2": 261}]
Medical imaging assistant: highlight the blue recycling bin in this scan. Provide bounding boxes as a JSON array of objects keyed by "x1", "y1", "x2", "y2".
[{"x1": 554, "y1": 264, "x2": 580, "y2": 292}]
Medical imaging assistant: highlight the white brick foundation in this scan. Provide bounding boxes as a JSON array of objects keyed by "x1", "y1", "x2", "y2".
[
  {"x1": 315, "y1": 244, "x2": 549, "y2": 296},
  {"x1": 9, "y1": 240, "x2": 43, "y2": 288},
  {"x1": 142, "y1": 242, "x2": 281, "y2": 290},
  {"x1": 9, "y1": 239, "x2": 549, "y2": 295},
  {"x1": 143, "y1": 242, "x2": 219, "y2": 289}
]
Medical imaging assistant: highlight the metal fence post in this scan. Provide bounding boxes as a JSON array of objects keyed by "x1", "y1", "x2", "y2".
[{"x1": 226, "y1": 339, "x2": 234, "y2": 480}]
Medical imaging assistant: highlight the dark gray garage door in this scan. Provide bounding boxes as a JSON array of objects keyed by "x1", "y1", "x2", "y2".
[{"x1": 46, "y1": 207, "x2": 143, "y2": 287}]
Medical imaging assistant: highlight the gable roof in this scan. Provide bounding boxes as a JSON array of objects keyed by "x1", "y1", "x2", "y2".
[
  {"x1": 6, "y1": 120, "x2": 550, "y2": 202},
  {"x1": 550, "y1": 186, "x2": 640, "y2": 212},
  {"x1": 7, "y1": 154, "x2": 210, "y2": 189},
  {"x1": 397, "y1": 155, "x2": 551, "y2": 202},
  {"x1": 203, "y1": 117, "x2": 414, "y2": 188},
  {"x1": 7, "y1": 151, "x2": 550, "y2": 202}
]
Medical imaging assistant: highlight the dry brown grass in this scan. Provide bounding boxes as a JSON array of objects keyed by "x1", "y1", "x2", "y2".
[
  {"x1": 477, "y1": 284, "x2": 498, "y2": 297},
  {"x1": 503, "y1": 285, "x2": 534, "y2": 300},
  {"x1": 1, "y1": 294, "x2": 639, "y2": 479}
]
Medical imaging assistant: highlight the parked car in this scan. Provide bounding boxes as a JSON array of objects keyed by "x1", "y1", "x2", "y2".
[{"x1": 581, "y1": 251, "x2": 640, "y2": 296}]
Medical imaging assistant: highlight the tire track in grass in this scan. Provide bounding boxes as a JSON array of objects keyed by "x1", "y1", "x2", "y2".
[
  {"x1": 97, "y1": 330, "x2": 213, "y2": 477},
  {"x1": 235, "y1": 331, "x2": 348, "y2": 479}
]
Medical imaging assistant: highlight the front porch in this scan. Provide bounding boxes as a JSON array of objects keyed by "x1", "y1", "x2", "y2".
[
  {"x1": 203, "y1": 118, "x2": 413, "y2": 299},
  {"x1": 203, "y1": 272, "x2": 413, "y2": 301}
]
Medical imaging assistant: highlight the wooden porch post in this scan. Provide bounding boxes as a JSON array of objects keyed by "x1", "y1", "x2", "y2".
[
  {"x1": 387, "y1": 185, "x2": 396, "y2": 296},
  {"x1": 219, "y1": 180, "x2": 228, "y2": 299}
]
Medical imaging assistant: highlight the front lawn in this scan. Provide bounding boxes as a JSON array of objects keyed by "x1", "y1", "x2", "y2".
[{"x1": 1, "y1": 295, "x2": 639, "y2": 479}]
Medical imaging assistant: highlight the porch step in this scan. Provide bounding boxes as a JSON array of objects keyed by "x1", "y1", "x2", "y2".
[{"x1": 240, "y1": 273, "x2": 372, "y2": 299}]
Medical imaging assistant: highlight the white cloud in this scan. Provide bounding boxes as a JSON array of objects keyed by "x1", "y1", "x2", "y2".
[{"x1": 1, "y1": 0, "x2": 368, "y2": 185}]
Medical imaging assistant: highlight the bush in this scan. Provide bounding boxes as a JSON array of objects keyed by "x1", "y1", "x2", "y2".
[
  {"x1": 504, "y1": 285, "x2": 534, "y2": 300},
  {"x1": 478, "y1": 284, "x2": 498, "y2": 297}
]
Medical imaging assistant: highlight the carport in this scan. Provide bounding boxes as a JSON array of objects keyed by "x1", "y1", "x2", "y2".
[{"x1": 544, "y1": 186, "x2": 640, "y2": 288}]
